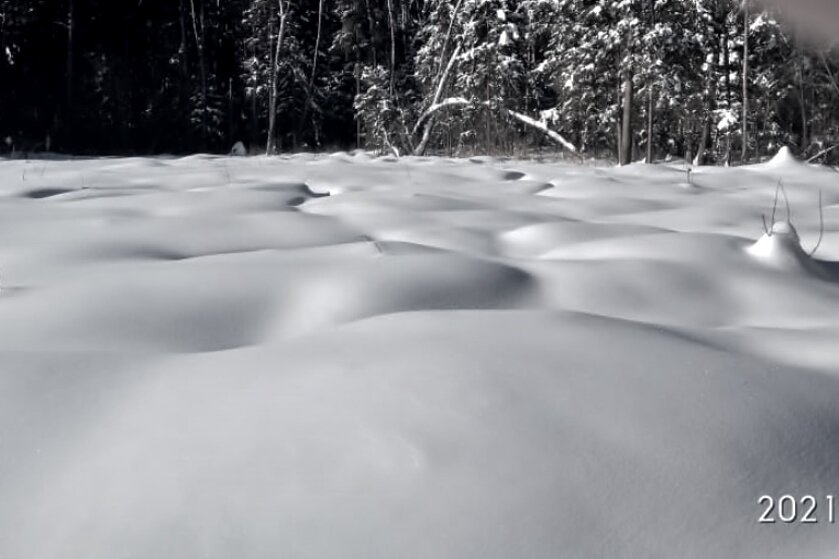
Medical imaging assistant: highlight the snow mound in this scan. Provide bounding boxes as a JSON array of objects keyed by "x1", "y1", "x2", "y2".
[
  {"x1": 766, "y1": 146, "x2": 799, "y2": 167},
  {"x1": 229, "y1": 141, "x2": 247, "y2": 156},
  {"x1": 754, "y1": 145, "x2": 831, "y2": 175},
  {"x1": 746, "y1": 221, "x2": 821, "y2": 274}
]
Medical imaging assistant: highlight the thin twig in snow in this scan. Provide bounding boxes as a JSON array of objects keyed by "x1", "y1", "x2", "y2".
[
  {"x1": 780, "y1": 180, "x2": 791, "y2": 222},
  {"x1": 809, "y1": 190, "x2": 825, "y2": 257},
  {"x1": 771, "y1": 180, "x2": 780, "y2": 227}
]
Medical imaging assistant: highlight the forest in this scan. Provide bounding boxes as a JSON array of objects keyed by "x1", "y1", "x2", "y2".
[{"x1": 1, "y1": 0, "x2": 838, "y2": 164}]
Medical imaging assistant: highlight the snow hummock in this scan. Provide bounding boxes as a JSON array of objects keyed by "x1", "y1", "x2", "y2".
[
  {"x1": 747, "y1": 220, "x2": 828, "y2": 277},
  {"x1": 1, "y1": 153, "x2": 839, "y2": 558},
  {"x1": 765, "y1": 145, "x2": 799, "y2": 168},
  {"x1": 755, "y1": 145, "x2": 832, "y2": 176},
  {"x1": 229, "y1": 141, "x2": 247, "y2": 156},
  {"x1": 748, "y1": 220, "x2": 800, "y2": 257}
]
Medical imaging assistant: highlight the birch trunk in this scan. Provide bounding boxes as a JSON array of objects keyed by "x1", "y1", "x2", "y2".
[{"x1": 266, "y1": 0, "x2": 287, "y2": 155}]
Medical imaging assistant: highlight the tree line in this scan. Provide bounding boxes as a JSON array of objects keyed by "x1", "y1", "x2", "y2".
[{"x1": 1, "y1": 0, "x2": 838, "y2": 163}]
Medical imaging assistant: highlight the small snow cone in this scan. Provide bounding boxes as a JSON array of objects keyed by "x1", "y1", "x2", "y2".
[
  {"x1": 230, "y1": 141, "x2": 247, "y2": 156},
  {"x1": 747, "y1": 221, "x2": 824, "y2": 276}
]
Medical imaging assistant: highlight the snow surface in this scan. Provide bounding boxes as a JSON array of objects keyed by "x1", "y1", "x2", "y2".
[{"x1": 1, "y1": 152, "x2": 839, "y2": 558}]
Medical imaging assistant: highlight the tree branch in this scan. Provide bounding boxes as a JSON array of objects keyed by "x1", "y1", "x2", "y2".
[
  {"x1": 501, "y1": 108, "x2": 578, "y2": 153},
  {"x1": 413, "y1": 98, "x2": 578, "y2": 156}
]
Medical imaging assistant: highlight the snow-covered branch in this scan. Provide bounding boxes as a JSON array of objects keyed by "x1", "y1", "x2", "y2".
[
  {"x1": 411, "y1": 46, "x2": 464, "y2": 137},
  {"x1": 413, "y1": 97, "x2": 578, "y2": 156},
  {"x1": 416, "y1": 96, "x2": 470, "y2": 130},
  {"x1": 413, "y1": 97, "x2": 470, "y2": 156},
  {"x1": 501, "y1": 109, "x2": 577, "y2": 153}
]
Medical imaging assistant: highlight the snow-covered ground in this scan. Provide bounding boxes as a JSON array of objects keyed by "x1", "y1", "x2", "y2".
[{"x1": 1, "y1": 150, "x2": 839, "y2": 558}]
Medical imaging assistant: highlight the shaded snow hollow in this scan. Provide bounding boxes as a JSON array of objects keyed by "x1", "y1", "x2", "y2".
[{"x1": 1, "y1": 151, "x2": 839, "y2": 558}]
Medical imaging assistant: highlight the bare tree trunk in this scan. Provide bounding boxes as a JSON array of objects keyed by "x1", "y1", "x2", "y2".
[
  {"x1": 616, "y1": 77, "x2": 623, "y2": 163},
  {"x1": 179, "y1": 0, "x2": 189, "y2": 77},
  {"x1": 66, "y1": 0, "x2": 74, "y2": 114},
  {"x1": 644, "y1": 0, "x2": 655, "y2": 164},
  {"x1": 741, "y1": 0, "x2": 749, "y2": 162},
  {"x1": 248, "y1": 13, "x2": 259, "y2": 151},
  {"x1": 645, "y1": 84, "x2": 654, "y2": 163},
  {"x1": 411, "y1": 0, "x2": 467, "y2": 155},
  {"x1": 401, "y1": 0, "x2": 409, "y2": 58},
  {"x1": 295, "y1": 0, "x2": 324, "y2": 143},
  {"x1": 227, "y1": 78, "x2": 234, "y2": 146},
  {"x1": 434, "y1": 0, "x2": 464, "y2": 85},
  {"x1": 355, "y1": 62, "x2": 361, "y2": 148},
  {"x1": 354, "y1": 0, "x2": 363, "y2": 148},
  {"x1": 620, "y1": 71, "x2": 634, "y2": 165},
  {"x1": 796, "y1": 54, "x2": 809, "y2": 151},
  {"x1": 266, "y1": 0, "x2": 287, "y2": 155},
  {"x1": 267, "y1": 10, "x2": 276, "y2": 153},
  {"x1": 414, "y1": 46, "x2": 461, "y2": 155},
  {"x1": 178, "y1": 0, "x2": 192, "y2": 150},
  {"x1": 189, "y1": 0, "x2": 209, "y2": 149},
  {"x1": 820, "y1": 52, "x2": 839, "y2": 98},
  {"x1": 696, "y1": 23, "x2": 717, "y2": 167},
  {"x1": 485, "y1": 68, "x2": 491, "y2": 153},
  {"x1": 361, "y1": 0, "x2": 376, "y2": 66},
  {"x1": 61, "y1": 0, "x2": 75, "y2": 148},
  {"x1": 311, "y1": 0, "x2": 324, "y2": 86},
  {"x1": 723, "y1": 6, "x2": 732, "y2": 166},
  {"x1": 251, "y1": 85, "x2": 258, "y2": 151},
  {"x1": 695, "y1": 115, "x2": 711, "y2": 166},
  {"x1": 386, "y1": 0, "x2": 397, "y2": 96}
]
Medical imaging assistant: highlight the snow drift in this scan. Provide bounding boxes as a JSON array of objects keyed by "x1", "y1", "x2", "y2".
[{"x1": 1, "y1": 153, "x2": 839, "y2": 558}]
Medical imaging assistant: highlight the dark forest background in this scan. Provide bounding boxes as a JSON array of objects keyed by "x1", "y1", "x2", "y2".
[{"x1": 1, "y1": 0, "x2": 838, "y2": 163}]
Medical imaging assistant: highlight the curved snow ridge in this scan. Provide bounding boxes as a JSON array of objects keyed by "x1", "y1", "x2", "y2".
[
  {"x1": 369, "y1": 225, "x2": 498, "y2": 256},
  {"x1": 269, "y1": 253, "x2": 538, "y2": 339},
  {"x1": 522, "y1": 257, "x2": 743, "y2": 328},
  {"x1": 536, "y1": 190, "x2": 680, "y2": 220},
  {"x1": 497, "y1": 221, "x2": 667, "y2": 258},
  {"x1": 57, "y1": 183, "x2": 323, "y2": 215},
  {"x1": 58, "y1": 213, "x2": 369, "y2": 264},
  {"x1": 0, "y1": 256, "x2": 289, "y2": 353},
  {"x1": 535, "y1": 175, "x2": 622, "y2": 197},
  {"x1": 516, "y1": 226, "x2": 839, "y2": 329},
  {"x1": 538, "y1": 230, "x2": 737, "y2": 261},
  {"x1": 721, "y1": 324, "x2": 839, "y2": 372},
  {"x1": 0, "y1": 250, "x2": 537, "y2": 353},
  {"x1": 300, "y1": 189, "x2": 492, "y2": 215}
]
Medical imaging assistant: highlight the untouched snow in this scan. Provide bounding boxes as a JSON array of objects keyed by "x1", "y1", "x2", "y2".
[{"x1": 1, "y1": 152, "x2": 839, "y2": 558}]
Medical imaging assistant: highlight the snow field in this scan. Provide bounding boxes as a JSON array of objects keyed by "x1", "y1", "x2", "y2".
[{"x1": 0, "y1": 151, "x2": 838, "y2": 558}]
